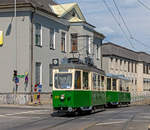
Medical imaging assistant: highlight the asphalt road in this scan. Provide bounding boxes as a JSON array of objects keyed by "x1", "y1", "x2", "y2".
[{"x1": 0, "y1": 105, "x2": 149, "y2": 130}]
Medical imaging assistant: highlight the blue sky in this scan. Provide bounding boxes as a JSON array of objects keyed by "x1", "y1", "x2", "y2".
[{"x1": 57, "y1": 0, "x2": 150, "y2": 53}]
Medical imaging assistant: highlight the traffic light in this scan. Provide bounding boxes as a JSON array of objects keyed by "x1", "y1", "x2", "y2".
[{"x1": 13, "y1": 70, "x2": 17, "y2": 77}]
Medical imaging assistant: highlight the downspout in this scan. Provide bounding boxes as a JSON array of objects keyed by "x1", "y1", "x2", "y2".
[
  {"x1": 100, "y1": 39, "x2": 103, "y2": 70},
  {"x1": 30, "y1": 9, "x2": 35, "y2": 102}
]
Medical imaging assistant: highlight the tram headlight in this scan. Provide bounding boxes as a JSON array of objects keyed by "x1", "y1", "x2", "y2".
[{"x1": 60, "y1": 94, "x2": 65, "y2": 100}]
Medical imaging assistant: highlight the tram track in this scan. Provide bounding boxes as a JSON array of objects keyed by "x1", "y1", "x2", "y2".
[
  {"x1": 83, "y1": 107, "x2": 135, "y2": 130},
  {"x1": 43, "y1": 107, "x2": 129, "y2": 130},
  {"x1": 122, "y1": 114, "x2": 136, "y2": 130},
  {"x1": 42, "y1": 116, "x2": 80, "y2": 130},
  {"x1": 121, "y1": 106, "x2": 148, "y2": 130}
]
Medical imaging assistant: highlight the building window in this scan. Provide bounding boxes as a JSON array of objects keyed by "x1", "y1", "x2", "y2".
[
  {"x1": 131, "y1": 62, "x2": 133, "y2": 73},
  {"x1": 71, "y1": 33, "x2": 78, "y2": 52},
  {"x1": 146, "y1": 65, "x2": 149, "y2": 74},
  {"x1": 50, "y1": 28, "x2": 55, "y2": 49},
  {"x1": 116, "y1": 58, "x2": 118, "y2": 63},
  {"x1": 135, "y1": 79, "x2": 137, "y2": 85},
  {"x1": 111, "y1": 57, "x2": 113, "y2": 62},
  {"x1": 61, "y1": 32, "x2": 66, "y2": 52},
  {"x1": 96, "y1": 45, "x2": 100, "y2": 59},
  {"x1": 135, "y1": 63, "x2": 137, "y2": 73},
  {"x1": 72, "y1": 11, "x2": 76, "y2": 17},
  {"x1": 128, "y1": 62, "x2": 130, "y2": 72},
  {"x1": 35, "y1": 23, "x2": 42, "y2": 46},
  {"x1": 124, "y1": 61, "x2": 126, "y2": 71},
  {"x1": 35, "y1": 62, "x2": 42, "y2": 84},
  {"x1": 143, "y1": 64, "x2": 145, "y2": 73},
  {"x1": 115, "y1": 58, "x2": 118, "y2": 70},
  {"x1": 120, "y1": 60, "x2": 122, "y2": 65},
  {"x1": 87, "y1": 36, "x2": 91, "y2": 54}
]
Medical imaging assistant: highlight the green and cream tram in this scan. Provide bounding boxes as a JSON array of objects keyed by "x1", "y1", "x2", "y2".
[{"x1": 52, "y1": 63, "x2": 131, "y2": 113}]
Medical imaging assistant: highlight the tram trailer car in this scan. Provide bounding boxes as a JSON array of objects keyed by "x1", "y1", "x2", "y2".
[
  {"x1": 52, "y1": 63, "x2": 106, "y2": 113},
  {"x1": 105, "y1": 74, "x2": 131, "y2": 106},
  {"x1": 52, "y1": 63, "x2": 131, "y2": 113}
]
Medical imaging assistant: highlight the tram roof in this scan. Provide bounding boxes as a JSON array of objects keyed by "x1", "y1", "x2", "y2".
[
  {"x1": 52, "y1": 63, "x2": 105, "y2": 75},
  {"x1": 106, "y1": 73, "x2": 129, "y2": 81}
]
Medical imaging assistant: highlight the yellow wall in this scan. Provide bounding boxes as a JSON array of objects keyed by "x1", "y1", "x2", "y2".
[{"x1": 0, "y1": 31, "x2": 3, "y2": 45}]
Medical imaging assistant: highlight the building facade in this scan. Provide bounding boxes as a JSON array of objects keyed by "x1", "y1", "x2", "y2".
[
  {"x1": 0, "y1": 0, "x2": 105, "y2": 104},
  {"x1": 102, "y1": 42, "x2": 150, "y2": 93}
]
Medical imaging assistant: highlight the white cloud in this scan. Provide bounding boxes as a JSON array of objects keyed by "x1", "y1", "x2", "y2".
[
  {"x1": 123, "y1": 0, "x2": 137, "y2": 5},
  {"x1": 99, "y1": 27, "x2": 115, "y2": 35}
]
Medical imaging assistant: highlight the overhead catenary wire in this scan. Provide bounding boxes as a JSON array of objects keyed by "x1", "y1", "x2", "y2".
[
  {"x1": 137, "y1": 0, "x2": 150, "y2": 11},
  {"x1": 112, "y1": 0, "x2": 133, "y2": 39},
  {"x1": 102, "y1": 0, "x2": 135, "y2": 49},
  {"x1": 112, "y1": 0, "x2": 150, "y2": 51}
]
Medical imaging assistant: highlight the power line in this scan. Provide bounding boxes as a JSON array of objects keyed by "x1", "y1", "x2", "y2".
[
  {"x1": 112, "y1": 0, "x2": 133, "y2": 39},
  {"x1": 102, "y1": 0, "x2": 135, "y2": 49},
  {"x1": 112, "y1": 0, "x2": 150, "y2": 51},
  {"x1": 137, "y1": 0, "x2": 150, "y2": 11}
]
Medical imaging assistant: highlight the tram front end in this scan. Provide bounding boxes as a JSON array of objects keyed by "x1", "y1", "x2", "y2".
[{"x1": 52, "y1": 69, "x2": 77, "y2": 113}]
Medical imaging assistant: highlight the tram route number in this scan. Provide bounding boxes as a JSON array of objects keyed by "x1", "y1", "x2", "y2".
[{"x1": 55, "y1": 96, "x2": 59, "y2": 99}]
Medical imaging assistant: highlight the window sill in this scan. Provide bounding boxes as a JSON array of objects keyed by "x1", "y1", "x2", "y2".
[
  {"x1": 70, "y1": 51, "x2": 78, "y2": 53},
  {"x1": 61, "y1": 51, "x2": 66, "y2": 53},
  {"x1": 50, "y1": 48, "x2": 55, "y2": 50},
  {"x1": 35, "y1": 45, "x2": 42, "y2": 48}
]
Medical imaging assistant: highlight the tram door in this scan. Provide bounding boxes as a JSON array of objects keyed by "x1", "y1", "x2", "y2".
[{"x1": 107, "y1": 78, "x2": 111, "y2": 90}]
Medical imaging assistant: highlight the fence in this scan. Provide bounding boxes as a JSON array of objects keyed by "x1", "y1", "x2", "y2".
[{"x1": 131, "y1": 91, "x2": 150, "y2": 105}]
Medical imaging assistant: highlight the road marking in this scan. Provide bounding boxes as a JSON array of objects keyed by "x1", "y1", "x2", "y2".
[
  {"x1": 108, "y1": 119, "x2": 128, "y2": 122},
  {"x1": 0, "y1": 115, "x2": 41, "y2": 119},
  {"x1": 0, "y1": 110, "x2": 49, "y2": 117},
  {"x1": 96, "y1": 121, "x2": 126, "y2": 126}
]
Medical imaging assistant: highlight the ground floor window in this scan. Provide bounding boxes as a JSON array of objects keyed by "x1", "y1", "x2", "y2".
[{"x1": 35, "y1": 62, "x2": 42, "y2": 84}]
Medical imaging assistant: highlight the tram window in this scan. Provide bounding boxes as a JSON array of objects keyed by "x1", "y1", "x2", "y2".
[
  {"x1": 107, "y1": 78, "x2": 111, "y2": 90},
  {"x1": 98, "y1": 75, "x2": 100, "y2": 90},
  {"x1": 54, "y1": 73, "x2": 72, "y2": 89},
  {"x1": 126, "y1": 86, "x2": 129, "y2": 91},
  {"x1": 93, "y1": 74, "x2": 96, "y2": 90},
  {"x1": 119, "y1": 80, "x2": 123, "y2": 91},
  {"x1": 101, "y1": 76, "x2": 104, "y2": 90},
  {"x1": 83, "y1": 72, "x2": 89, "y2": 90},
  {"x1": 75, "y1": 71, "x2": 81, "y2": 89},
  {"x1": 112, "y1": 79, "x2": 117, "y2": 90}
]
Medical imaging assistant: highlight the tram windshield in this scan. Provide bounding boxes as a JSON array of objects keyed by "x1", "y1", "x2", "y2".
[{"x1": 54, "y1": 73, "x2": 72, "y2": 89}]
